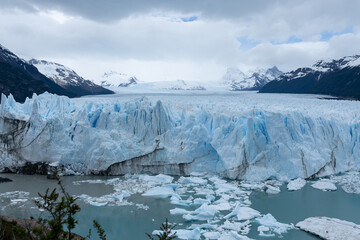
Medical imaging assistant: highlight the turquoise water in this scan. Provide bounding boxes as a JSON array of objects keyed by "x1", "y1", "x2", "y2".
[{"x1": 1, "y1": 174, "x2": 360, "y2": 239}]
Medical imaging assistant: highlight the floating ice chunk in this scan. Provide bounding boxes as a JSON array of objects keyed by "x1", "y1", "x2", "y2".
[
  {"x1": 176, "y1": 228, "x2": 201, "y2": 240},
  {"x1": 194, "y1": 187, "x2": 215, "y2": 196},
  {"x1": 188, "y1": 223, "x2": 218, "y2": 230},
  {"x1": 73, "y1": 179, "x2": 106, "y2": 185},
  {"x1": 265, "y1": 184, "x2": 281, "y2": 194},
  {"x1": 296, "y1": 217, "x2": 360, "y2": 240},
  {"x1": 178, "y1": 176, "x2": 208, "y2": 185},
  {"x1": 203, "y1": 231, "x2": 221, "y2": 239},
  {"x1": 215, "y1": 182, "x2": 239, "y2": 194},
  {"x1": 183, "y1": 203, "x2": 218, "y2": 221},
  {"x1": 311, "y1": 180, "x2": 337, "y2": 191},
  {"x1": 170, "y1": 194, "x2": 192, "y2": 206},
  {"x1": 170, "y1": 208, "x2": 193, "y2": 215},
  {"x1": 10, "y1": 199, "x2": 28, "y2": 205},
  {"x1": 49, "y1": 161, "x2": 59, "y2": 167},
  {"x1": 257, "y1": 226, "x2": 274, "y2": 237},
  {"x1": 192, "y1": 194, "x2": 215, "y2": 205},
  {"x1": 105, "y1": 178, "x2": 120, "y2": 184},
  {"x1": 0, "y1": 191, "x2": 30, "y2": 198},
  {"x1": 213, "y1": 198, "x2": 232, "y2": 211},
  {"x1": 224, "y1": 203, "x2": 261, "y2": 221},
  {"x1": 240, "y1": 182, "x2": 266, "y2": 191},
  {"x1": 256, "y1": 213, "x2": 294, "y2": 235},
  {"x1": 107, "y1": 191, "x2": 131, "y2": 201},
  {"x1": 139, "y1": 174, "x2": 174, "y2": 184},
  {"x1": 88, "y1": 200, "x2": 108, "y2": 207},
  {"x1": 152, "y1": 228, "x2": 201, "y2": 240},
  {"x1": 331, "y1": 172, "x2": 360, "y2": 194},
  {"x1": 222, "y1": 220, "x2": 251, "y2": 235},
  {"x1": 142, "y1": 185, "x2": 175, "y2": 198},
  {"x1": 287, "y1": 178, "x2": 306, "y2": 191},
  {"x1": 218, "y1": 231, "x2": 254, "y2": 240}
]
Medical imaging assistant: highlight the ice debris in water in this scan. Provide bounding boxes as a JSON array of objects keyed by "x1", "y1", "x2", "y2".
[
  {"x1": 256, "y1": 213, "x2": 294, "y2": 236},
  {"x1": 311, "y1": 179, "x2": 337, "y2": 191},
  {"x1": 224, "y1": 203, "x2": 261, "y2": 221},
  {"x1": 330, "y1": 171, "x2": 360, "y2": 194},
  {"x1": 183, "y1": 203, "x2": 219, "y2": 221},
  {"x1": 142, "y1": 185, "x2": 177, "y2": 198},
  {"x1": 296, "y1": 217, "x2": 360, "y2": 240},
  {"x1": 152, "y1": 228, "x2": 201, "y2": 240},
  {"x1": 287, "y1": 178, "x2": 306, "y2": 191}
]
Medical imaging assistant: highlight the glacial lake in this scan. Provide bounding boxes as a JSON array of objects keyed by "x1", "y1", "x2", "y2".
[{"x1": 1, "y1": 173, "x2": 360, "y2": 240}]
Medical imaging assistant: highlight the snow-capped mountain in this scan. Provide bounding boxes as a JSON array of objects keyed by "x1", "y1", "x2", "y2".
[
  {"x1": 260, "y1": 55, "x2": 360, "y2": 99},
  {"x1": 29, "y1": 59, "x2": 113, "y2": 96},
  {"x1": 0, "y1": 44, "x2": 75, "y2": 102},
  {"x1": 222, "y1": 66, "x2": 283, "y2": 90},
  {"x1": 95, "y1": 71, "x2": 139, "y2": 87}
]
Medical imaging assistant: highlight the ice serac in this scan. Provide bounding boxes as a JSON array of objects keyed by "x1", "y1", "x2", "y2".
[{"x1": 0, "y1": 92, "x2": 359, "y2": 181}]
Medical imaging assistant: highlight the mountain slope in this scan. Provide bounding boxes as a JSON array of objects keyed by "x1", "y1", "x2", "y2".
[
  {"x1": 95, "y1": 71, "x2": 139, "y2": 87},
  {"x1": 0, "y1": 44, "x2": 75, "y2": 102},
  {"x1": 223, "y1": 66, "x2": 283, "y2": 90},
  {"x1": 29, "y1": 59, "x2": 113, "y2": 96},
  {"x1": 260, "y1": 55, "x2": 360, "y2": 99}
]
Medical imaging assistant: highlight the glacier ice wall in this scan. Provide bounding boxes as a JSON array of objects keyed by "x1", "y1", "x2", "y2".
[{"x1": 0, "y1": 92, "x2": 359, "y2": 181}]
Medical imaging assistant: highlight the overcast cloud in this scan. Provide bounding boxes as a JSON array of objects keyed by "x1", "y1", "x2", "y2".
[{"x1": 0, "y1": 0, "x2": 359, "y2": 82}]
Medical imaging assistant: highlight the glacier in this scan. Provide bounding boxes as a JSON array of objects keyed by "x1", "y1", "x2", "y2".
[{"x1": 0, "y1": 91, "x2": 359, "y2": 181}]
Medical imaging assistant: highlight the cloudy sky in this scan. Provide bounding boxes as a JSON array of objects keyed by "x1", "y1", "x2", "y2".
[{"x1": 1, "y1": 0, "x2": 360, "y2": 82}]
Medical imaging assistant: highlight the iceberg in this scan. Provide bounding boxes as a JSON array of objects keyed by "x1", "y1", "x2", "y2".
[
  {"x1": 311, "y1": 179, "x2": 337, "y2": 191},
  {"x1": 287, "y1": 178, "x2": 306, "y2": 191},
  {"x1": 224, "y1": 203, "x2": 261, "y2": 221},
  {"x1": 183, "y1": 203, "x2": 218, "y2": 221},
  {"x1": 296, "y1": 217, "x2": 360, "y2": 240},
  {"x1": 0, "y1": 92, "x2": 359, "y2": 181},
  {"x1": 142, "y1": 185, "x2": 176, "y2": 198},
  {"x1": 256, "y1": 213, "x2": 294, "y2": 236}
]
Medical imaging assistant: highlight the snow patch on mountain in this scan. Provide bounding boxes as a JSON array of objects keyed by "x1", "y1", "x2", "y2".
[
  {"x1": 29, "y1": 59, "x2": 96, "y2": 87},
  {"x1": 280, "y1": 55, "x2": 360, "y2": 81},
  {"x1": 223, "y1": 67, "x2": 283, "y2": 90},
  {"x1": 94, "y1": 71, "x2": 139, "y2": 87}
]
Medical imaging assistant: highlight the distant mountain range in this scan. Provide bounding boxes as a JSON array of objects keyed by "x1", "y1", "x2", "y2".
[
  {"x1": 260, "y1": 55, "x2": 360, "y2": 99},
  {"x1": 29, "y1": 59, "x2": 112, "y2": 97},
  {"x1": 223, "y1": 66, "x2": 283, "y2": 90},
  {"x1": 0, "y1": 44, "x2": 112, "y2": 102},
  {"x1": 94, "y1": 71, "x2": 139, "y2": 87}
]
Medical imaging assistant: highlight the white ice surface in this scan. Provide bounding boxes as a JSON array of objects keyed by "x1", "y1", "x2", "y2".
[
  {"x1": 256, "y1": 213, "x2": 294, "y2": 236},
  {"x1": 296, "y1": 217, "x2": 360, "y2": 240},
  {"x1": 287, "y1": 178, "x2": 306, "y2": 191},
  {"x1": 311, "y1": 180, "x2": 337, "y2": 191},
  {"x1": 225, "y1": 203, "x2": 261, "y2": 221},
  {"x1": 142, "y1": 185, "x2": 176, "y2": 198},
  {"x1": 1, "y1": 91, "x2": 360, "y2": 181}
]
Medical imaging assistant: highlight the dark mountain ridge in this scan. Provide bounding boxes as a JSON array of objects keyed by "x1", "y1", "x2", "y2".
[{"x1": 260, "y1": 55, "x2": 360, "y2": 100}]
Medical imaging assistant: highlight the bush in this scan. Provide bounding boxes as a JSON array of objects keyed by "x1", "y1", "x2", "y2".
[{"x1": 146, "y1": 218, "x2": 177, "y2": 240}]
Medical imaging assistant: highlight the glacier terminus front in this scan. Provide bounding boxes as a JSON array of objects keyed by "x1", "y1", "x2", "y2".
[{"x1": 0, "y1": 91, "x2": 359, "y2": 181}]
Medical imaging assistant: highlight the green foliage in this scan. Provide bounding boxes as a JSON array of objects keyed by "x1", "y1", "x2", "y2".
[
  {"x1": 34, "y1": 173, "x2": 80, "y2": 240},
  {"x1": 92, "y1": 220, "x2": 107, "y2": 240},
  {"x1": 0, "y1": 219, "x2": 31, "y2": 240},
  {"x1": 146, "y1": 218, "x2": 177, "y2": 240},
  {"x1": 33, "y1": 172, "x2": 106, "y2": 240}
]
